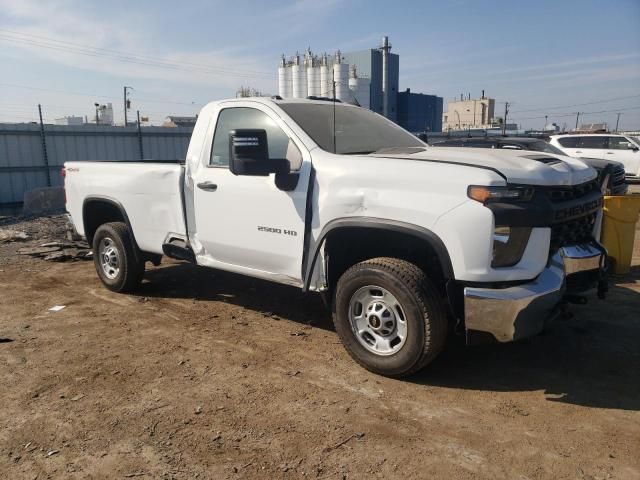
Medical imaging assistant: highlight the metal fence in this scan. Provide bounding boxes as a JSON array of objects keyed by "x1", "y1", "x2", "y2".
[{"x1": 0, "y1": 123, "x2": 193, "y2": 207}]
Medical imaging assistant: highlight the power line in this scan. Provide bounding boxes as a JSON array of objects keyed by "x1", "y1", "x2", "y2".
[
  {"x1": 509, "y1": 105, "x2": 640, "y2": 121},
  {"x1": 0, "y1": 29, "x2": 276, "y2": 80},
  {"x1": 0, "y1": 82, "x2": 199, "y2": 106},
  {"x1": 0, "y1": 28, "x2": 276, "y2": 77},
  {"x1": 510, "y1": 94, "x2": 640, "y2": 113}
]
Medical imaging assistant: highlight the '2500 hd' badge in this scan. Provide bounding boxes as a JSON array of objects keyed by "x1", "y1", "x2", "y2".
[{"x1": 257, "y1": 226, "x2": 297, "y2": 237}]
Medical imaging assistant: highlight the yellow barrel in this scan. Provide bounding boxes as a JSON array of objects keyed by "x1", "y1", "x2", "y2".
[{"x1": 601, "y1": 195, "x2": 640, "y2": 275}]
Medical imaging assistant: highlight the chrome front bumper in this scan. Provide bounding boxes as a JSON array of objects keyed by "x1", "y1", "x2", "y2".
[{"x1": 464, "y1": 242, "x2": 605, "y2": 343}]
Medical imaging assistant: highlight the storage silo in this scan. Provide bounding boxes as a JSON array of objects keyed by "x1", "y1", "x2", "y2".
[
  {"x1": 320, "y1": 53, "x2": 331, "y2": 98},
  {"x1": 348, "y1": 66, "x2": 370, "y2": 108},
  {"x1": 307, "y1": 51, "x2": 321, "y2": 97},
  {"x1": 277, "y1": 55, "x2": 291, "y2": 98},
  {"x1": 333, "y1": 51, "x2": 349, "y2": 102},
  {"x1": 291, "y1": 53, "x2": 306, "y2": 99}
]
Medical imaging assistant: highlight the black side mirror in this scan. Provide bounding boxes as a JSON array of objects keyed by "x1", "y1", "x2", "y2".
[{"x1": 229, "y1": 129, "x2": 289, "y2": 176}]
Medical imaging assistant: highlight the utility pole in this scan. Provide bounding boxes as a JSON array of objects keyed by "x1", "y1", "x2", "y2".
[
  {"x1": 123, "y1": 86, "x2": 133, "y2": 126},
  {"x1": 136, "y1": 110, "x2": 144, "y2": 160},
  {"x1": 38, "y1": 104, "x2": 51, "y2": 187},
  {"x1": 575, "y1": 112, "x2": 580, "y2": 130},
  {"x1": 615, "y1": 113, "x2": 621, "y2": 132},
  {"x1": 502, "y1": 102, "x2": 510, "y2": 136}
]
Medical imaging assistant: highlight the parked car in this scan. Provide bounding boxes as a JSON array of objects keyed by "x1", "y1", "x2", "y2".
[
  {"x1": 549, "y1": 134, "x2": 640, "y2": 181},
  {"x1": 64, "y1": 98, "x2": 606, "y2": 377},
  {"x1": 430, "y1": 136, "x2": 627, "y2": 194}
]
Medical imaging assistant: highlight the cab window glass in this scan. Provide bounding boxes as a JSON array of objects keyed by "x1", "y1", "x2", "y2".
[
  {"x1": 577, "y1": 136, "x2": 606, "y2": 149},
  {"x1": 210, "y1": 107, "x2": 302, "y2": 169},
  {"x1": 558, "y1": 137, "x2": 579, "y2": 148},
  {"x1": 607, "y1": 137, "x2": 633, "y2": 150}
]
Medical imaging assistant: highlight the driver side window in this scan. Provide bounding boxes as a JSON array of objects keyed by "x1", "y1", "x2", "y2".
[{"x1": 210, "y1": 107, "x2": 302, "y2": 170}]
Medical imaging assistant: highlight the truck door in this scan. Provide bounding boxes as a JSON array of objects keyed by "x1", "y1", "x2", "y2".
[
  {"x1": 575, "y1": 136, "x2": 607, "y2": 160},
  {"x1": 605, "y1": 136, "x2": 640, "y2": 177},
  {"x1": 191, "y1": 103, "x2": 311, "y2": 285}
]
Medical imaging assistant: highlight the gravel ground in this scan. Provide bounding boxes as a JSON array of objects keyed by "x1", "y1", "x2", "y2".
[{"x1": 0, "y1": 213, "x2": 638, "y2": 479}]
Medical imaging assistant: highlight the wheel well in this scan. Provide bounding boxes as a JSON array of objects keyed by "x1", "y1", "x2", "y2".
[
  {"x1": 324, "y1": 227, "x2": 449, "y2": 295},
  {"x1": 82, "y1": 199, "x2": 126, "y2": 246}
]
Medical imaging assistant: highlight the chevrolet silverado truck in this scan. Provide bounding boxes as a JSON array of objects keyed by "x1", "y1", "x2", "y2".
[{"x1": 64, "y1": 98, "x2": 607, "y2": 377}]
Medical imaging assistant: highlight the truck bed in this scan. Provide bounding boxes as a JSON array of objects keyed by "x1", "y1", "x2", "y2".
[{"x1": 65, "y1": 161, "x2": 187, "y2": 254}]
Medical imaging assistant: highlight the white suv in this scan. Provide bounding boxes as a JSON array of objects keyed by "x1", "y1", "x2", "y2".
[{"x1": 550, "y1": 134, "x2": 640, "y2": 180}]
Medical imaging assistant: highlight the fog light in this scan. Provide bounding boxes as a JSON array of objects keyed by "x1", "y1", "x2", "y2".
[{"x1": 492, "y1": 227, "x2": 532, "y2": 267}]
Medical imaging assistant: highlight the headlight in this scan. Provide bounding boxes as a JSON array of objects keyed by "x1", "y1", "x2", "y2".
[
  {"x1": 492, "y1": 226, "x2": 532, "y2": 267},
  {"x1": 468, "y1": 185, "x2": 534, "y2": 203}
]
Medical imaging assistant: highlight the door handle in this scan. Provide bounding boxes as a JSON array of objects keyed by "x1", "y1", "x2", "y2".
[
  {"x1": 606, "y1": 152, "x2": 614, "y2": 154},
  {"x1": 575, "y1": 150, "x2": 583, "y2": 153},
  {"x1": 197, "y1": 182, "x2": 218, "y2": 191}
]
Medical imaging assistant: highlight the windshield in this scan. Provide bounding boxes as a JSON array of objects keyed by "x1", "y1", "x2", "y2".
[
  {"x1": 525, "y1": 140, "x2": 566, "y2": 156},
  {"x1": 278, "y1": 103, "x2": 424, "y2": 154}
]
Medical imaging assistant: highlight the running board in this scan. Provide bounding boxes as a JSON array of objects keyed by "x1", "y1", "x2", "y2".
[{"x1": 162, "y1": 238, "x2": 196, "y2": 263}]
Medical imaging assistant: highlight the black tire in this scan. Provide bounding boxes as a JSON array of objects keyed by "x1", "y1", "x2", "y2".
[
  {"x1": 333, "y1": 257, "x2": 447, "y2": 377},
  {"x1": 92, "y1": 222, "x2": 145, "y2": 293}
]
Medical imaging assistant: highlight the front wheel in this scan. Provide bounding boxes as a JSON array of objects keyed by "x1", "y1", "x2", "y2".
[
  {"x1": 333, "y1": 257, "x2": 447, "y2": 377},
  {"x1": 92, "y1": 222, "x2": 145, "y2": 293}
]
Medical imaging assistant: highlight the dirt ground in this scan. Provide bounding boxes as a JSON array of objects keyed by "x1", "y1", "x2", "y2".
[{"x1": 1, "y1": 210, "x2": 639, "y2": 480}]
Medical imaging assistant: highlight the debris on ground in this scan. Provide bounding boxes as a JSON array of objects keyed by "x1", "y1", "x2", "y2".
[
  {"x1": 0, "y1": 229, "x2": 30, "y2": 243},
  {"x1": 18, "y1": 242, "x2": 91, "y2": 262},
  {"x1": 1, "y1": 214, "x2": 91, "y2": 264},
  {"x1": 48, "y1": 305, "x2": 66, "y2": 313}
]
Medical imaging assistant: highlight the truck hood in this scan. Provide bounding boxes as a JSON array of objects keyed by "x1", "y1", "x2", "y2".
[{"x1": 371, "y1": 147, "x2": 597, "y2": 186}]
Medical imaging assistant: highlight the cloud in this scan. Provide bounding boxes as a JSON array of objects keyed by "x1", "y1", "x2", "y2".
[{"x1": 0, "y1": 0, "x2": 276, "y2": 90}]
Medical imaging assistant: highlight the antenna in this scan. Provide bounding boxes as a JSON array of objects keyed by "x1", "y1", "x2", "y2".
[{"x1": 333, "y1": 75, "x2": 337, "y2": 154}]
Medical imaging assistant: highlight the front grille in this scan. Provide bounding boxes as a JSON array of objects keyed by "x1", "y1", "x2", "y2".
[
  {"x1": 546, "y1": 180, "x2": 601, "y2": 252},
  {"x1": 550, "y1": 211, "x2": 597, "y2": 252},
  {"x1": 547, "y1": 180, "x2": 600, "y2": 202}
]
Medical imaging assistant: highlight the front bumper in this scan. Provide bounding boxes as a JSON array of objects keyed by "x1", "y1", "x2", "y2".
[{"x1": 463, "y1": 241, "x2": 604, "y2": 343}]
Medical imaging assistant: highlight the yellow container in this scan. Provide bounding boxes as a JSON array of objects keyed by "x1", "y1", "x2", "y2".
[{"x1": 601, "y1": 195, "x2": 640, "y2": 275}]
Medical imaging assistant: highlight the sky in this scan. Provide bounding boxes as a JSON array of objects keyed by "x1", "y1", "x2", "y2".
[{"x1": 1, "y1": 0, "x2": 639, "y2": 130}]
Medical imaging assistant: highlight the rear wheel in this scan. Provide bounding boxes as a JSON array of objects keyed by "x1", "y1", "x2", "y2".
[
  {"x1": 92, "y1": 222, "x2": 145, "y2": 293},
  {"x1": 333, "y1": 257, "x2": 447, "y2": 377}
]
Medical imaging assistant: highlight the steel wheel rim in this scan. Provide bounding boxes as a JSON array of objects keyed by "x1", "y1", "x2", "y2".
[
  {"x1": 99, "y1": 237, "x2": 120, "y2": 280},
  {"x1": 348, "y1": 285, "x2": 407, "y2": 356}
]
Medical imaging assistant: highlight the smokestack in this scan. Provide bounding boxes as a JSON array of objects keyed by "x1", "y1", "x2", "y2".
[
  {"x1": 482, "y1": 89, "x2": 485, "y2": 99},
  {"x1": 381, "y1": 36, "x2": 391, "y2": 118}
]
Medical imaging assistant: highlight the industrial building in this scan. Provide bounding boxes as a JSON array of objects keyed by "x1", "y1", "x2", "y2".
[
  {"x1": 277, "y1": 36, "x2": 442, "y2": 130},
  {"x1": 397, "y1": 89, "x2": 443, "y2": 133},
  {"x1": 341, "y1": 36, "x2": 398, "y2": 120},
  {"x1": 442, "y1": 93, "x2": 495, "y2": 131},
  {"x1": 54, "y1": 116, "x2": 84, "y2": 126}
]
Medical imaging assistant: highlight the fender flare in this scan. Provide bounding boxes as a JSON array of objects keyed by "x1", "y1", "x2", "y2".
[
  {"x1": 82, "y1": 195, "x2": 138, "y2": 248},
  {"x1": 302, "y1": 217, "x2": 455, "y2": 291}
]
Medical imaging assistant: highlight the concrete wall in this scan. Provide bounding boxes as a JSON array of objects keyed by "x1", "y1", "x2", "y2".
[{"x1": 0, "y1": 123, "x2": 192, "y2": 206}]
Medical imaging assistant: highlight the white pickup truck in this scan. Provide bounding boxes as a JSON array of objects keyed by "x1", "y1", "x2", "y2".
[{"x1": 65, "y1": 97, "x2": 607, "y2": 377}]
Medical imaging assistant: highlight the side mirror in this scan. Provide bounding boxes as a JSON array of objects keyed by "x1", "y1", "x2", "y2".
[
  {"x1": 229, "y1": 129, "x2": 289, "y2": 176},
  {"x1": 629, "y1": 144, "x2": 639, "y2": 151}
]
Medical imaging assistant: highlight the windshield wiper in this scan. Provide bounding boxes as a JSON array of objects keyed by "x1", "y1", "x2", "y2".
[{"x1": 343, "y1": 150, "x2": 376, "y2": 155}]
